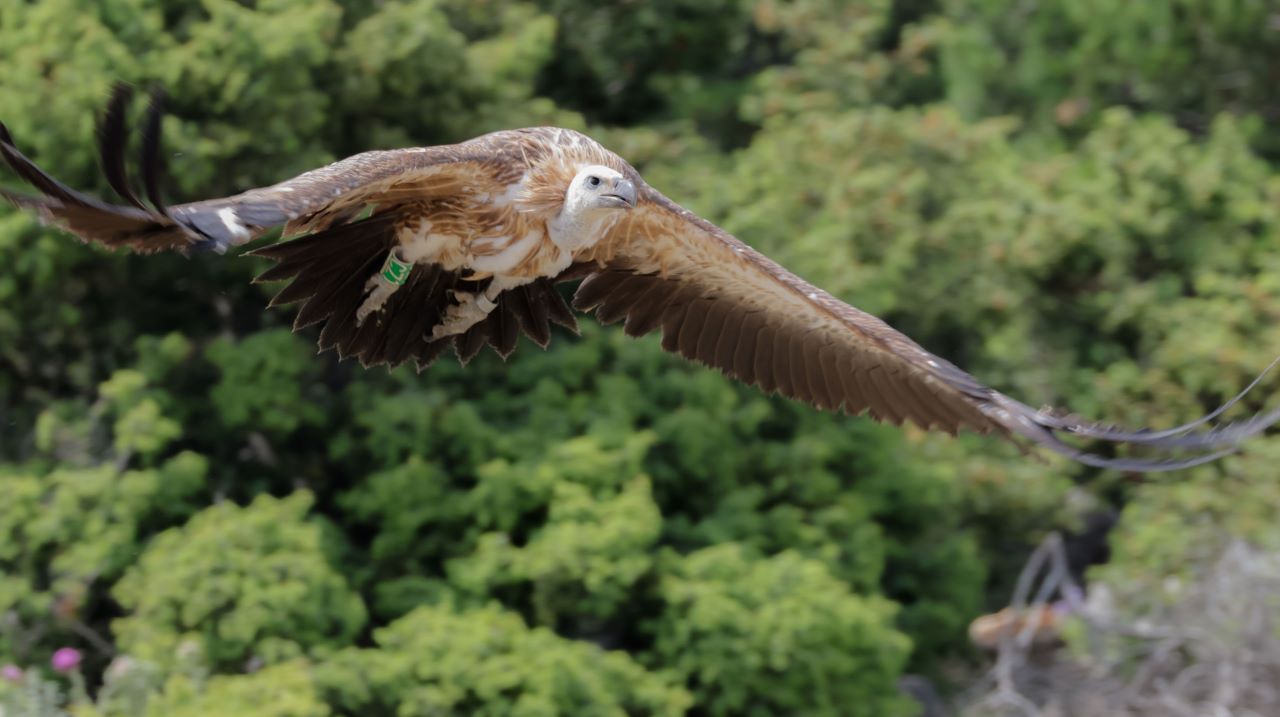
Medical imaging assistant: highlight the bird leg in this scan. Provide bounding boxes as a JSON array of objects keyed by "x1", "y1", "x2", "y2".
[
  {"x1": 432, "y1": 276, "x2": 524, "y2": 338},
  {"x1": 356, "y1": 246, "x2": 414, "y2": 325},
  {"x1": 432, "y1": 286, "x2": 500, "y2": 338}
]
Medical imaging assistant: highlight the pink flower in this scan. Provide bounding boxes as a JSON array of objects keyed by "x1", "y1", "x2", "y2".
[
  {"x1": 1, "y1": 664, "x2": 22, "y2": 683},
  {"x1": 50, "y1": 647, "x2": 82, "y2": 673}
]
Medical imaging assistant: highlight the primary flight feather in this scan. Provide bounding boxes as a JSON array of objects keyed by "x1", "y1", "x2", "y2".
[{"x1": 2, "y1": 85, "x2": 1277, "y2": 472}]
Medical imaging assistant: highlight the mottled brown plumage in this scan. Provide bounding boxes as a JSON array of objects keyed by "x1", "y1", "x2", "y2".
[{"x1": 2, "y1": 86, "x2": 1277, "y2": 471}]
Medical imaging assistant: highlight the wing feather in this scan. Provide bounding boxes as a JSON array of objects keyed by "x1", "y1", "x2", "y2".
[
  {"x1": 753, "y1": 325, "x2": 778, "y2": 394},
  {"x1": 575, "y1": 185, "x2": 1280, "y2": 471},
  {"x1": 714, "y1": 308, "x2": 746, "y2": 371},
  {"x1": 97, "y1": 83, "x2": 147, "y2": 211},
  {"x1": 733, "y1": 315, "x2": 762, "y2": 385},
  {"x1": 536, "y1": 280, "x2": 580, "y2": 334},
  {"x1": 1, "y1": 90, "x2": 512, "y2": 254},
  {"x1": 512, "y1": 283, "x2": 552, "y2": 348},
  {"x1": 487, "y1": 298, "x2": 521, "y2": 359},
  {"x1": 622, "y1": 280, "x2": 673, "y2": 338}
]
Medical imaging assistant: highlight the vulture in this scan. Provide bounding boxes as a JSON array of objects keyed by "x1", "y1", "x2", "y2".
[{"x1": 2, "y1": 85, "x2": 1277, "y2": 472}]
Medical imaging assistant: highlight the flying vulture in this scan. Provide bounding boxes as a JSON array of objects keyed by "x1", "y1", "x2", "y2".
[{"x1": 2, "y1": 85, "x2": 1277, "y2": 471}]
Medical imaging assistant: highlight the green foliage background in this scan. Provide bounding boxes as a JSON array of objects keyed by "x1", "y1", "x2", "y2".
[{"x1": 0, "y1": 0, "x2": 1277, "y2": 715}]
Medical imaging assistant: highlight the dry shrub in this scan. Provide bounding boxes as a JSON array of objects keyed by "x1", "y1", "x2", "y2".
[{"x1": 962, "y1": 535, "x2": 1280, "y2": 717}]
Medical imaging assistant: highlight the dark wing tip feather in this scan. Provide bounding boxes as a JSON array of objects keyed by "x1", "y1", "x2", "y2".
[
  {"x1": 1032, "y1": 354, "x2": 1280, "y2": 450},
  {"x1": 539, "y1": 280, "x2": 579, "y2": 334},
  {"x1": 453, "y1": 323, "x2": 488, "y2": 366},
  {"x1": 98, "y1": 82, "x2": 146, "y2": 211},
  {"x1": 990, "y1": 362, "x2": 1280, "y2": 472},
  {"x1": 0, "y1": 187, "x2": 49, "y2": 211},
  {"x1": 1, "y1": 123, "x2": 90, "y2": 205},
  {"x1": 1, "y1": 85, "x2": 282, "y2": 255},
  {"x1": 139, "y1": 86, "x2": 169, "y2": 216},
  {"x1": 0, "y1": 87, "x2": 202, "y2": 253}
]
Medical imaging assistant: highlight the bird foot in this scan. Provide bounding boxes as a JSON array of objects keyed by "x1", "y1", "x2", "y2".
[
  {"x1": 356, "y1": 275, "x2": 397, "y2": 326},
  {"x1": 431, "y1": 291, "x2": 497, "y2": 338}
]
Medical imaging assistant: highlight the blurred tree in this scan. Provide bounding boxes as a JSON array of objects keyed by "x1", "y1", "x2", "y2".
[
  {"x1": 534, "y1": 0, "x2": 761, "y2": 139},
  {"x1": 0, "y1": 361, "x2": 203, "y2": 671},
  {"x1": 140, "y1": 661, "x2": 329, "y2": 717},
  {"x1": 205, "y1": 330, "x2": 326, "y2": 436},
  {"x1": 112, "y1": 492, "x2": 366, "y2": 673},
  {"x1": 932, "y1": 0, "x2": 1280, "y2": 156},
  {"x1": 653, "y1": 544, "x2": 913, "y2": 716},
  {"x1": 318, "y1": 602, "x2": 692, "y2": 716}
]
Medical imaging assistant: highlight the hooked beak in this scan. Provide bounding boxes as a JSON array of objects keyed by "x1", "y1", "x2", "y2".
[{"x1": 599, "y1": 178, "x2": 637, "y2": 209}]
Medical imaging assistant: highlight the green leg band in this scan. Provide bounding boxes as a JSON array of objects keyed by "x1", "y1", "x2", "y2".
[{"x1": 380, "y1": 249, "x2": 412, "y2": 285}]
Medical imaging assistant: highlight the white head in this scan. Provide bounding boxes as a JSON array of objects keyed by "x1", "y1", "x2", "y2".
[
  {"x1": 564, "y1": 165, "x2": 637, "y2": 214},
  {"x1": 548, "y1": 164, "x2": 638, "y2": 249}
]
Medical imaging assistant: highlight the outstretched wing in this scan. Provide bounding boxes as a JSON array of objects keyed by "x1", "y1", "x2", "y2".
[
  {"x1": 0, "y1": 83, "x2": 517, "y2": 255},
  {"x1": 572, "y1": 185, "x2": 1280, "y2": 471},
  {"x1": 0, "y1": 85, "x2": 575, "y2": 370}
]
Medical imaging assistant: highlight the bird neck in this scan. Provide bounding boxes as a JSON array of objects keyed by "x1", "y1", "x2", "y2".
[{"x1": 547, "y1": 207, "x2": 619, "y2": 252}]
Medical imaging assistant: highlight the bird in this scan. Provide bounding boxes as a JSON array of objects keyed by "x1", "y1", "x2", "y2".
[{"x1": 2, "y1": 84, "x2": 1277, "y2": 472}]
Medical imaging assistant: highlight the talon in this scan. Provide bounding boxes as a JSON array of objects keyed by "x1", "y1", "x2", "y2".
[
  {"x1": 431, "y1": 291, "x2": 493, "y2": 337},
  {"x1": 431, "y1": 313, "x2": 477, "y2": 338},
  {"x1": 356, "y1": 287, "x2": 390, "y2": 326}
]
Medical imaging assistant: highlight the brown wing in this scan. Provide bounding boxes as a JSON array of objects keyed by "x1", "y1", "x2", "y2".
[
  {"x1": 572, "y1": 186, "x2": 1280, "y2": 471},
  {"x1": 0, "y1": 85, "x2": 573, "y2": 370},
  {"x1": 0, "y1": 83, "x2": 519, "y2": 255}
]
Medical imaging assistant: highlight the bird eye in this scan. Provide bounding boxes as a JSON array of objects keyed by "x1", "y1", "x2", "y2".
[{"x1": 587, "y1": 175, "x2": 601, "y2": 188}]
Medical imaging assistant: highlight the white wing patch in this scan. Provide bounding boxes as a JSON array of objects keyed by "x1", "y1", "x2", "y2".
[{"x1": 216, "y1": 207, "x2": 250, "y2": 240}]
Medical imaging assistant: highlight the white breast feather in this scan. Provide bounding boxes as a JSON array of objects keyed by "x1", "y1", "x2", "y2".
[{"x1": 470, "y1": 229, "x2": 543, "y2": 273}]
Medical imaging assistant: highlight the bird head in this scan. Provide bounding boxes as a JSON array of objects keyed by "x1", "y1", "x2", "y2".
[
  {"x1": 565, "y1": 165, "x2": 636, "y2": 213},
  {"x1": 543, "y1": 164, "x2": 637, "y2": 251}
]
